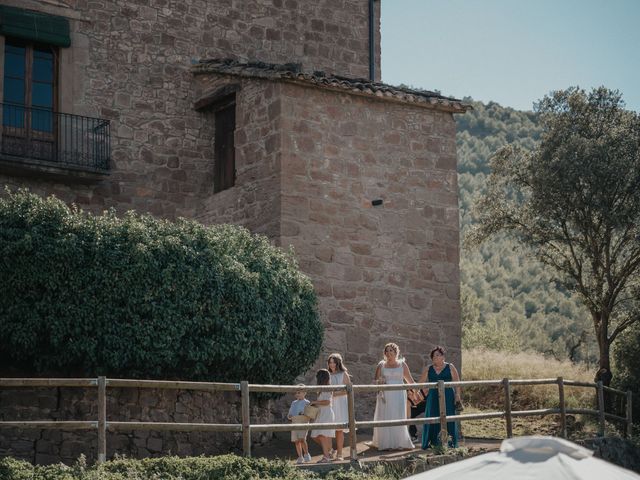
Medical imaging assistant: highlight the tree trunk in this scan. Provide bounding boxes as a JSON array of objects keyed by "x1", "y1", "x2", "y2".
[
  {"x1": 594, "y1": 312, "x2": 615, "y2": 414},
  {"x1": 594, "y1": 312, "x2": 612, "y2": 387}
]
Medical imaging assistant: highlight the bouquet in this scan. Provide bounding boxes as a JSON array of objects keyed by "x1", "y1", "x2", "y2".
[{"x1": 376, "y1": 377, "x2": 386, "y2": 403}]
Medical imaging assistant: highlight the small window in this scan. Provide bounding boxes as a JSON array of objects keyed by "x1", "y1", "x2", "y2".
[{"x1": 213, "y1": 100, "x2": 236, "y2": 193}]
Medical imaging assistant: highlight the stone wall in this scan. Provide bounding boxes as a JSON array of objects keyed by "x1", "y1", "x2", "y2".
[
  {"x1": 0, "y1": 386, "x2": 276, "y2": 465},
  {"x1": 278, "y1": 82, "x2": 462, "y2": 400},
  {"x1": 192, "y1": 76, "x2": 283, "y2": 239},
  {"x1": 1, "y1": 0, "x2": 380, "y2": 219}
]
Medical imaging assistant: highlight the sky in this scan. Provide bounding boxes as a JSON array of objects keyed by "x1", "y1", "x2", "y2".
[{"x1": 380, "y1": 0, "x2": 640, "y2": 112}]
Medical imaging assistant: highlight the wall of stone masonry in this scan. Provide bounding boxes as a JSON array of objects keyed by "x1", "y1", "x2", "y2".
[
  {"x1": 0, "y1": 386, "x2": 276, "y2": 465},
  {"x1": 192, "y1": 75, "x2": 283, "y2": 239},
  {"x1": 278, "y1": 83, "x2": 462, "y2": 413},
  {"x1": 1, "y1": 0, "x2": 380, "y2": 220}
]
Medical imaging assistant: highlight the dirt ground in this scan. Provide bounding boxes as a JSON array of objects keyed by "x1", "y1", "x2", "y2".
[{"x1": 251, "y1": 430, "x2": 501, "y2": 466}]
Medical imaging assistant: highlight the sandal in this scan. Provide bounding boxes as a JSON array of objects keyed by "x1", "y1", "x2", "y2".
[{"x1": 317, "y1": 456, "x2": 332, "y2": 464}]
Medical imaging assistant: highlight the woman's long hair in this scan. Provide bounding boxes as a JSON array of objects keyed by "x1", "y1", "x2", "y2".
[{"x1": 327, "y1": 353, "x2": 350, "y2": 377}]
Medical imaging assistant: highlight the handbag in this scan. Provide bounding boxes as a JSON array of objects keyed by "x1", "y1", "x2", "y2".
[
  {"x1": 303, "y1": 404, "x2": 320, "y2": 421},
  {"x1": 291, "y1": 414, "x2": 310, "y2": 424},
  {"x1": 408, "y1": 389, "x2": 425, "y2": 406}
]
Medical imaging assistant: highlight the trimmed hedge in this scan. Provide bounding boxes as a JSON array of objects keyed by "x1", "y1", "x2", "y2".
[{"x1": 0, "y1": 190, "x2": 322, "y2": 384}]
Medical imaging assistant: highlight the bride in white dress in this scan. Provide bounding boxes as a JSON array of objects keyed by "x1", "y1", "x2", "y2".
[{"x1": 371, "y1": 342, "x2": 415, "y2": 450}]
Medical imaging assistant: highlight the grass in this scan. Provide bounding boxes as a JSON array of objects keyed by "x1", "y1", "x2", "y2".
[
  {"x1": 461, "y1": 408, "x2": 560, "y2": 439},
  {"x1": 462, "y1": 348, "x2": 595, "y2": 410},
  {"x1": 458, "y1": 348, "x2": 613, "y2": 439}
]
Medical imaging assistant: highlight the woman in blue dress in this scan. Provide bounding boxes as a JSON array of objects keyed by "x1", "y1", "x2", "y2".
[{"x1": 418, "y1": 346, "x2": 462, "y2": 449}]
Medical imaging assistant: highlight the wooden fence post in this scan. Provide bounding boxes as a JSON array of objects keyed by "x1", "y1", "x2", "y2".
[
  {"x1": 557, "y1": 377, "x2": 567, "y2": 438},
  {"x1": 597, "y1": 381, "x2": 605, "y2": 437},
  {"x1": 241, "y1": 381, "x2": 251, "y2": 456},
  {"x1": 97, "y1": 376, "x2": 106, "y2": 463},
  {"x1": 503, "y1": 378, "x2": 513, "y2": 438},
  {"x1": 626, "y1": 391, "x2": 633, "y2": 438},
  {"x1": 346, "y1": 384, "x2": 357, "y2": 461},
  {"x1": 437, "y1": 380, "x2": 448, "y2": 446}
]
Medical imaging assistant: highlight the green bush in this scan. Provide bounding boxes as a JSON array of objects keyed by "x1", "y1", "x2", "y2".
[
  {"x1": 613, "y1": 322, "x2": 640, "y2": 424},
  {"x1": 0, "y1": 455, "x2": 405, "y2": 480},
  {"x1": 0, "y1": 190, "x2": 322, "y2": 384},
  {"x1": 0, "y1": 455, "x2": 307, "y2": 480}
]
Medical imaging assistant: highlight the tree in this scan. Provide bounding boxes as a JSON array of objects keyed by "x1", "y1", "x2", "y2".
[{"x1": 468, "y1": 87, "x2": 640, "y2": 384}]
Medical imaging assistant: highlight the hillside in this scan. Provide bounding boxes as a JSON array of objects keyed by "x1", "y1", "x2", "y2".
[{"x1": 456, "y1": 100, "x2": 597, "y2": 364}]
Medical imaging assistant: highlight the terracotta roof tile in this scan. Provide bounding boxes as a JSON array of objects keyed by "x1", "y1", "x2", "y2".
[{"x1": 192, "y1": 58, "x2": 471, "y2": 113}]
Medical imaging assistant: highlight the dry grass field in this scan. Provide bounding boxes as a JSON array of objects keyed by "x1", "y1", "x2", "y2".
[{"x1": 459, "y1": 348, "x2": 603, "y2": 439}]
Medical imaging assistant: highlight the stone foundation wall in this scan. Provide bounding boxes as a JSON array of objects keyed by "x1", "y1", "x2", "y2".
[{"x1": 0, "y1": 386, "x2": 276, "y2": 465}]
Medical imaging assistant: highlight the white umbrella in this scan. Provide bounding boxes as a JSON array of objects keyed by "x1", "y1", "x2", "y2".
[{"x1": 405, "y1": 436, "x2": 640, "y2": 479}]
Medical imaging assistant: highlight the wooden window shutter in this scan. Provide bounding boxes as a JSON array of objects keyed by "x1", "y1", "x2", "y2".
[
  {"x1": 0, "y1": 6, "x2": 71, "y2": 47},
  {"x1": 214, "y1": 102, "x2": 236, "y2": 193}
]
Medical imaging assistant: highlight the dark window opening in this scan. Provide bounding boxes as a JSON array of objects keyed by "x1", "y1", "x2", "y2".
[
  {"x1": 1, "y1": 36, "x2": 111, "y2": 175},
  {"x1": 213, "y1": 99, "x2": 236, "y2": 193},
  {"x1": 3, "y1": 38, "x2": 57, "y2": 133}
]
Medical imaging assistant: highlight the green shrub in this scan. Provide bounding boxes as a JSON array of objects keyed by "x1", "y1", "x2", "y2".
[
  {"x1": 613, "y1": 322, "x2": 640, "y2": 424},
  {"x1": 97, "y1": 455, "x2": 307, "y2": 480},
  {"x1": 0, "y1": 455, "x2": 418, "y2": 480},
  {"x1": 0, "y1": 455, "x2": 310, "y2": 480},
  {"x1": 0, "y1": 190, "x2": 322, "y2": 384}
]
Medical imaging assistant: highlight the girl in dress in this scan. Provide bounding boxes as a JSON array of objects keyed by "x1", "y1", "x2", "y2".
[
  {"x1": 310, "y1": 369, "x2": 335, "y2": 463},
  {"x1": 328, "y1": 353, "x2": 351, "y2": 461},
  {"x1": 371, "y1": 342, "x2": 416, "y2": 450}
]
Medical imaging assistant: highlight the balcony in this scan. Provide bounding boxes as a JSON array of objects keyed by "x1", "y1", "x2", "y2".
[{"x1": 0, "y1": 103, "x2": 110, "y2": 180}]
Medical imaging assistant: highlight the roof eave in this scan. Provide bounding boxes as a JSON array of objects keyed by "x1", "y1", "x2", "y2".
[{"x1": 191, "y1": 64, "x2": 472, "y2": 113}]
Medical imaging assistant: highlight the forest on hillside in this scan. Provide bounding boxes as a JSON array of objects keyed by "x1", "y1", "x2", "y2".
[{"x1": 455, "y1": 100, "x2": 598, "y2": 364}]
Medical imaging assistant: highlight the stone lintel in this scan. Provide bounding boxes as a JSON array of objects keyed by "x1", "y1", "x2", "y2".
[{"x1": 193, "y1": 83, "x2": 240, "y2": 112}]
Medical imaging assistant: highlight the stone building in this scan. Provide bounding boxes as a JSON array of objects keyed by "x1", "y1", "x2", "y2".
[{"x1": 0, "y1": 0, "x2": 469, "y2": 462}]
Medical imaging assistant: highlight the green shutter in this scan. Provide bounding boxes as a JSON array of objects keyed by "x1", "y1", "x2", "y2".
[{"x1": 0, "y1": 6, "x2": 70, "y2": 48}]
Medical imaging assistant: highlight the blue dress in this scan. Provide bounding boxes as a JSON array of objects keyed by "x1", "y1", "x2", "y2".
[{"x1": 422, "y1": 363, "x2": 458, "y2": 448}]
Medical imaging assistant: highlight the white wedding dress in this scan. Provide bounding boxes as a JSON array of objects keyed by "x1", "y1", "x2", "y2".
[{"x1": 371, "y1": 360, "x2": 414, "y2": 450}]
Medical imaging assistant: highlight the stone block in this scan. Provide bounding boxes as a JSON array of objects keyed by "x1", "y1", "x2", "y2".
[
  {"x1": 346, "y1": 327, "x2": 370, "y2": 353},
  {"x1": 147, "y1": 437, "x2": 163, "y2": 452},
  {"x1": 323, "y1": 329, "x2": 347, "y2": 351},
  {"x1": 35, "y1": 453, "x2": 60, "y2": 465},
  {"x1": 327, "y1": 309, "x2": 353, "y2": 325},
  {"x1": 314, "y1": 245, "x2": 334, "y2": 262}
]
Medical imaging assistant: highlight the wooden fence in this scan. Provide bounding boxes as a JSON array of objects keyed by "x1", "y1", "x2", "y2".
[{"x1": 0, "y1": 376, "x2": 633, "y2": 463}]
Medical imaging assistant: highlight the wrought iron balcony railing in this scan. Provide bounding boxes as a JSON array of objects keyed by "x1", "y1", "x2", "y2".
[{"x1": 0, "y1": 102, "x2": 110, "y2": 174}]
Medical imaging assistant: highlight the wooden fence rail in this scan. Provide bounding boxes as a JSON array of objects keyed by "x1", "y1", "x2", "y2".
[{"x1": 0, "y1": 376, "x2": 633, "y2": 463}]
